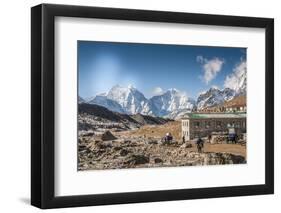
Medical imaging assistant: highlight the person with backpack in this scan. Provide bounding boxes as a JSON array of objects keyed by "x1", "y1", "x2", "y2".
[
  {"x1": 196, "y1": 137, "x2": 204, "y2": 153},
  {"x1": 208, "y1": 134, "x2": 212, "y2": 143}
]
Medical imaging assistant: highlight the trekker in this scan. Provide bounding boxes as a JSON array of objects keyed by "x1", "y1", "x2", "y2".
[
  {"x1": 167, "y1": 133, "x2": 173, "y2": 143},
  {"x1": 228, "y1": 133, "x2": 237, "y2": 144},
  {"x1": 208, "y1": 134, "x2": 212, "y2": 143},
  {"x1": 163, "y1": 132, "x2": 173, "y2": 145},
  {"x1": 196, "y1": 137, "x2": 204, "y2": 153},
  {"x1": 234, "y1": 133, "x2": 238, "y2": 144},
  {"x1": 182, "y1": 135, "x2": 185, "y2": 144}
]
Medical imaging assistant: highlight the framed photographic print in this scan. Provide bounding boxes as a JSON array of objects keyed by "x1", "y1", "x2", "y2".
[{"x1": 31, "y1": 4, "x2": 274, "y2": 209}]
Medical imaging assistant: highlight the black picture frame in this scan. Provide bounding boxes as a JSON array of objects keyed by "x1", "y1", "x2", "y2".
[{"x1": 31, "y1": 3, "x2": 274, "y2": 209}]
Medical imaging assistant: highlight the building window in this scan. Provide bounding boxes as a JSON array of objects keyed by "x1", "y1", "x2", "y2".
[
  {"x1": 194, "y1": 121, "x2": 200, "y2": 128},
  {"x1": 227, "y1": 122, "x2": 235, "y2": 128},
  {"x1": 216, "y1": 121, "x2": 222, "y2": 128}
]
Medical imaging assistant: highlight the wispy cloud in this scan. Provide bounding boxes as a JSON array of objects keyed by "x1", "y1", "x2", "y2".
[
  {"x1": 197, "y1": 56, "x2": 224, "y2": 84},
  {"x1": 224, "y1": 60, "x2": 246, "y2": 90},
  {"x1": 196, "y1": 55, "x2": 204, "y2": 63},
  {"x1": 151, "y1": 87, "x2": 164, "y2": 96},
  {"x1": 211, "y1": 85, "x2": 220, "y2": 90}
]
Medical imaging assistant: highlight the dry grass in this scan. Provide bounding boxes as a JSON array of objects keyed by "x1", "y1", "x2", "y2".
[
  {"x1": 117, "y1": 121, "x2": 182, "y2": 141},
  {"x1": 187, "y1": 143, "x2": 246, "y2": 158}
]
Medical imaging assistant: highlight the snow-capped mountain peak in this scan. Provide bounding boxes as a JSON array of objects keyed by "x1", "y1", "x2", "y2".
[
  {"x1": 106, "y1": 84, "x2": 151, "y2": 115},
  {"x1": 85, "y1": 85, "x2": 195, "y2": 117},
  {"x1": 150, "y1": 88, "x2": 195, "y2": 117},
  {"x1": 84, "y1": 82, "x2": 244, "y2": 118},
  {"x1": 167, "y1": 88, "x2": 179, "y2": 93},
  {"x1": 197, "y1": 87, "x2": 236, "y2": 109},
  {"x1": 127, "y1": 84, "x2": 136, "y2": 90},
  {"x1": 197, "y1": 62, "x2": 246, "y2": 110}
]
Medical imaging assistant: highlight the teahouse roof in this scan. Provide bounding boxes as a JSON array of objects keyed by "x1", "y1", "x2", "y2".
[{"x1": 182, "y1": 112, "x2": 246, "y2": 120}]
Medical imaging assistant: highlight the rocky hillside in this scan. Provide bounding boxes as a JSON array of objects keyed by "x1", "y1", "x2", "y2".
[
  {"x1": 88, "y1": 94, "x2": 125, "y2": 113},
  {"x1": 78, "y1": 96, "x2": 85, "y2": 103},
  {"x1": 223, "y1": 95, "x2": 246, "y2": 108},
  {"x1": 130, "y1": 113, "x2": 169, "y2": 125},
  {"x1": 78, "y1": 103, "x2": 171, "y2": 132}
]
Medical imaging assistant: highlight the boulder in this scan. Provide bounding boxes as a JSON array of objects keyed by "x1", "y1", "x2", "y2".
[
  {"x1": 180, "y1": 143, "x2": 192, "y2": 148},
  {"x1": 100, "y1": 131, "x2": 117, "y2": 141},
  {"x1": 120, "y1": 149, "x2": 130, "y2": 156},
  {"x1": 154, "y1": 158, "x2": 163, "y2": 163},
  {"x1": 126, "y1": 154, "x2": 150, "y2": 165}
]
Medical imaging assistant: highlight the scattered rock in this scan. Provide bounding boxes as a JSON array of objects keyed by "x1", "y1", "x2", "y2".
[
  {"x1": 83, "y1": 132, "x2": 95, "y2": 137},
  {"x1": 78, "y1": 145, "x2": 87, "y2": 151},
  {"x1": 148, "y1": 140, "x2": 158, "y2": 145},
  {"x1": 126, "y1": 154, "x2": 150, "y2": 165},
  {"x1": 120, "y1": 149, "x2": 130, "y2": 156},
  {"x1": 78, "y1": 128, "x2": 246, "y2": 170},
  {"x1": 113, "y1": 146, "x2": 122, "y2": 151},
  {"x1": 98, "y1": 142, "x2": 112, "y2": 149},
  {"x1": 154, "y1": 158, "x2": 163, "y2": 163},
  {"x1": 180, "y1": 143, "x2": 192, "y2": 148}
]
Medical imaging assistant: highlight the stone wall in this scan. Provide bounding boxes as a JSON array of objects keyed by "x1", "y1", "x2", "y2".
[{"x1": 183, "y1": 117, "x2": 246, "y2": 140}]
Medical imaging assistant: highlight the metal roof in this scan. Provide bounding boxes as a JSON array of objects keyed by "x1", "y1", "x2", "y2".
[{"x1": 182, "y1": 112, "x2": 246, "y2": 119}]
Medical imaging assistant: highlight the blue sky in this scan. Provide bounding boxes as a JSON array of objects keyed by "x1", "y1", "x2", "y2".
[{"x1": 78, "y1": 41, "x2": 246, "y2": 99}]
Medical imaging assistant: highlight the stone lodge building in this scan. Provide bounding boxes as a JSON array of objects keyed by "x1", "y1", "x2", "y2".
[{"x1": 181, "y1": 113, "x2": 246, "y2": 140}]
